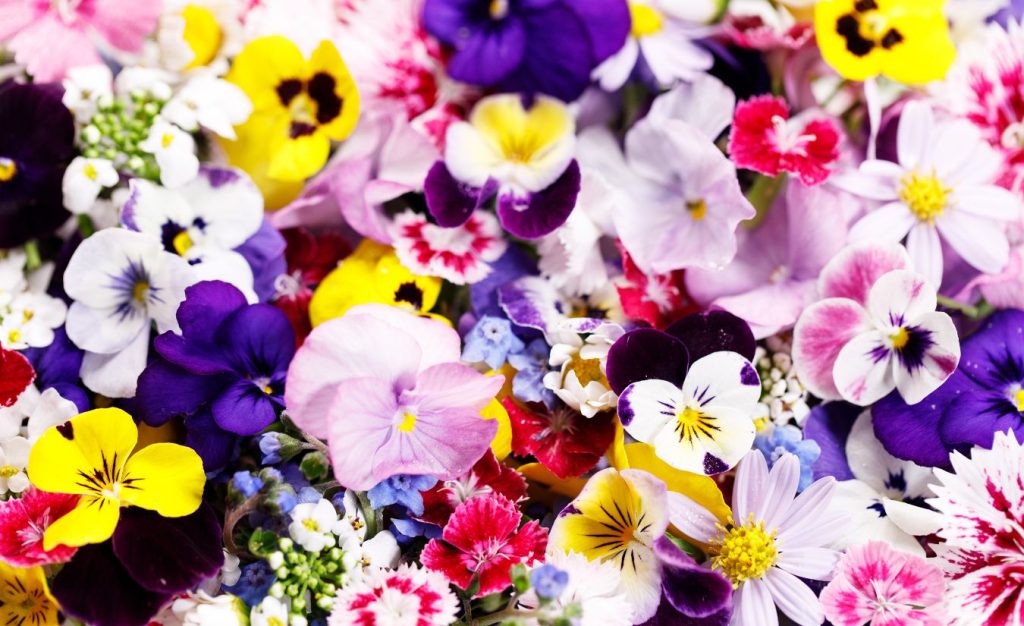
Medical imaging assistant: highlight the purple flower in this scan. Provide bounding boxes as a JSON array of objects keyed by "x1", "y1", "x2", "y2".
[
  {"x1": 231, "y1": 471, "x2": 264, "y2": 498},
  {"x1": 422, "y1": 0, "x2": 629, "y2": 102},
  {"x1": 639, "y1": 537, "x2": 733, "y2": 626},
  {"x1": 136, "y1": 280, "x2": 295, "y2": 469},
  {"x1": 21, "y1": 327, "x2": 88, "y2": 412},
  {"x1": 530, "y1": 564, "x2": 569, "y2": 600}
]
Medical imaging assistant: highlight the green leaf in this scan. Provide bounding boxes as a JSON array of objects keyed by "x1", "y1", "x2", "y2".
[{"x1": 248, "y1": 528, "x2": 279, "y2": 557}]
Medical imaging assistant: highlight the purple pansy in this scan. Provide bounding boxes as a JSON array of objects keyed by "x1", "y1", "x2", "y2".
[
  {"x1": 640, "y1": 536, "x2": 733, "y2": 626},
  {"x1": 135, "y1": 280, "x2": 295, "y2": 469}
]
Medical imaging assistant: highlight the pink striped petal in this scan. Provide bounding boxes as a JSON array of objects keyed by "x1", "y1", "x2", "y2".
[
  {"x1": 793, "y1": 298, "x2": 872, "y2": 400},
  {"x1": 818, "y1": 241, "x2": 910, "y2": 304}
]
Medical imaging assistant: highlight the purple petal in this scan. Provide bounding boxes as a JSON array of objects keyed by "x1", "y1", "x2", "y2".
[
  {"x1": 665, "y1": 310, "x2": 756, "y2": 363},
  {"x1": 218, "y1": 303, "x2": 296, "y2": 377},
  {"x1": 184, "y1": 408, "x2": 238, "y2": 470},
  {"x1": 112, "y1": 504, "x2": 224, "y2": 594},
  {"x1": 568, "y1": 0, "x2": 631, "y2": 63},
  {"x1": 424, "y1": 161, "x2": 498, "y2": 228},
  {"x1": 135, "y1": 357, "x2": 232, "y2": 426},
  {"x1": 872, "y1": 386, "x2": 956, "y2": 467},
  {"x1": 606, "y1": 328, "x2": 689, "y2": 395},
  {"x1": 802, "y1": 401, "x2": 860, "y2": 481},
  {"x1": 156, "y1": 280, "x2": 248, "y2": 375},
  {"x1": 654, "y1": 537, "x2": 733, "y2": 619},
  {"x1": 496, "y1": 160, "x2": 580, "y2": 239},
  {"x1": 211, "y1": 379, "x2": 279, "y2": 435},
  {"x1": 235, "y1": 218, "x2": 288, "y2": 303},
  {"x1": 421, "y1": 0, "x2": 490, "y2": 44},
  {"x1": 498, "y1": 275, "x2": 567, "y2": 335},
  {"x1": 447, "y1": 18, "x2": 527, "y2": 85}
]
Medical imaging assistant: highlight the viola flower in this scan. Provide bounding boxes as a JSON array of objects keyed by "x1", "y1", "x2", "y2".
[
  {"x1": 271, "y1": 228, "x2": 350, "y2": 346},
  {"x1": 669, "y1": 451, "x2": 844, "y2": 626},
  {"x1": 391, "y1": 209, "x2": 507, "y2": 285},
  {"x1": 814, "y1": 0, "x2": 956, "y2": 85},
  {"x1": 837, "y1": 101, "x2": 1023, "y2": 287},
  {"x1": 418, "y1": 449, "x2": 528, "y2": 527},
  {"x1": 0, "y1": 0, "x2": 159, "y2": 81},
  {"x1": 26, "y1": 407, "x2": 205, "y2": 549},
  {"x1": 286, "y1": 304, "x2": 503, "y2": 490},
  {"x1": 792, "y1": 242, "x2": 960, "y2": 406},
  {"x1": 136, "y1": 281, "x2": 295, "y2": 469},
  {"x1": 329, "y1": 563, "x2": 459, "y2": 626},
  {"x1": 62, "y1": 157, "x2": 119, "y2": 215},
  {"x1": 642, "y1": 536, "x2": 735, "y2": 626},
  {"x1": 0, "y1": 562, "x2": 58, "y2": 626},
  {"x1": 593, "y1": 0, "x2": 715, "y2": 90},
  {"x1": 821, "y1": 541, "x2": 946, "y2": 626},
  {"x1": 728, "y1": 95, "x2": 841, "y2": 186},
  {"x1": 422, "y1": 0, "x2": 629, "y2": 102},
  {"x1": 548, "y1": 468, "x2": 669, "y2": 623},
  {"x1": 0, "y1": 81, "x2": 76, "y2": 249},
  {"x1": 425, "y1": 94, "x2": 582, "y2": 240},
  {"x1": 0, "y1": 487, "x2": 79, "y2": 566},
  {"x1": 0, "y1": 346, "x2": 33, "y2": 408},
  {"x1": 421, "y1": 494, "x2": 547, "y2": 596},
  {"x1": 224, "y1": 36, "x2": 360, "y2": 184},
  {"x1": 504, "y1": 398, "x2": 618, "y2": 479},
  {"x1": 122, "y1": 168, "x2": 266, "y2": 301},
  {"x1": 928, "y1": 430, "x2": 1024, "y2": 625}
]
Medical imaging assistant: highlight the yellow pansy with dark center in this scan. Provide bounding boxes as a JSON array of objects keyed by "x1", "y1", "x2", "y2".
[
  {"x1": 835, "y1": 0, "x2": 904, "y2": 58},
  {"x1": 0, "y1": 563, "x2": 58, "y2": 626}
]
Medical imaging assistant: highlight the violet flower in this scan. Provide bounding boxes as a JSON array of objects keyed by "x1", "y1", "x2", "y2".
[{"x1": 640, "y1": 537, "x2": 733, "y2": 626}]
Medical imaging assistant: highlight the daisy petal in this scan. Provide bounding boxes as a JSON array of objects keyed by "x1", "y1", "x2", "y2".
[{"x1": 764, "y1": 567, "x2": 826, "y2": 626}]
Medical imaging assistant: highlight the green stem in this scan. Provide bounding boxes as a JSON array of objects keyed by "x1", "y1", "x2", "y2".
[
  {"x1": 77, "y1": 214, "x2": 96, "y2": 238},
  {"x1": 937, "y1": 296, "x2": 994, "y2": 320},
  {"x1": 472, "y1": 605, "x2": 551, "y2": 626},
  {"x1": 23, "y1": 240, "x2": 41, "y2": 272}
]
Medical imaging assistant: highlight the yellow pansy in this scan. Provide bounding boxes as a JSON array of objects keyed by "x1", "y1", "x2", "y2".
[
  {"x1": 0, "y1": 563, "x2": 58, "y2": 626},
  {"x1": 309, "y1": 240, "x2": 441, "y2": 326},
  {"x1": 223, "y1": 36, "x2": 360, "y2": 193},
  {"x1": 814, "y1": 0, "x2": 955, "y2": 85},
  {"x1": 27, "y1": 408, "x2": 205, "y2": 550}
]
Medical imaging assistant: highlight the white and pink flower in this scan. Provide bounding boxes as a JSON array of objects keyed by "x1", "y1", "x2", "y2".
[
  {"x1": 328, "y1": 563, "x2": 459, "y2": 626},
  {"x1": 793, "y1": 242, "x2": 960, "y2": 406},
  {"x1": 391, "y1": 210, "x2": 506, "y2": 285}
]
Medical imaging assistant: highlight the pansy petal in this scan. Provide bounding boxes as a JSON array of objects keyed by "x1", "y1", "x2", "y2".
[
  {"x1": 326, "y1": 376, "x2": 401, "y2": 491},
  {"x1": 607, "y1": 329, "x2": 689, "y2": 395},
  {"x1": 833, "y1": 330, "x2": 895, "y2": 406},
  {"x1": 651, "y1": 406, "x2": 755, "y2": 476},
  {"x1": 793, "y1": 299, "x2": 872, "y2": 400},
  {"x1": 424, "y1": 161, "x2": 498, "y2": 228},
  {"x1": 496, "y1": 160, "x2": 581, "y2": 239},
  {"x1": 42, "y1": 496, "x2": 121, "y2": 550},
  {"x1": 891, "y1": 312, "x2": 960, "y2": 405},
  {"x1": 817, "y1": 241, "x2": 911, "y2": 304},
  {"x1": 402, "y1": 363, "x2": 504, "y2": 412},
  {"x1": 121, "y1": 443, "x2": 205, "y2": 517},
  {"x1": 683, "y1": 351, "x2": 761, "y2": 412},
  {"x1": 618, "y1": 379, "x2": 683, "y2": 441},
  {"x1": 210, "y1": 380, "x2": 279, "y2": 435},
  {"x1": 866, "y1": 269, "x2": 937, "y2": 325},
  {"x1": 665, "y1": 310, "x2": 757, "y2": 362}
]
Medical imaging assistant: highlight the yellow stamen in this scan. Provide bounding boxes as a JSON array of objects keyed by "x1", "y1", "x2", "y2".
[
  {"x1": 899, "y1": 172, "x2": 950, "y2": 224},
  {"x1": 267, "y1": 618, "x2": 285, "y2": 626},
  {"x1": 630, "y1": 2, "x2": 664, "y2": 38},
  {"x1": 83, "y1": 163, "x2": 99, "y2": 181},
  {"x1": 0, "y1": 158, "x2": 16, "y2": 182},
  {"x1": 161, "y1": 133, "x2": 175, "y2": 149},
  {"x1": 172, "y1": 230, "x2": 194, "y2": 256},
  {"x1": 566, "y1": 357, "x2": 606, "y2": 388},
  {"x1": 22, "y1": 309, "x2": 34, "y2": 323},
  {"x1": 890, "y1": 327, "x2": 909, "y2": 350},
  {"x1": 132, "y1": 281, "x2": 150, "y2": 303},
  {"x1": 489, "y1": 0, "x2": 509, "y2": 19},
  {"x1": 7, "y1": 329, "x2": 22, "y2": 344},
  {"x1": 712, "y1": 516, "x2": 778, "y2": 587},
  {"x1": 302, "y1": 518, "x2": 319, "y2": 531},
  {"x1": 1014, "y1": 389, "x2": 1024, "y2": 412},
  {"x1": 181, "y1": 4, "x2": 223, "y2": 69},
  {"x1": 675, "y1": 405, "x2": 717, "y2": 442},
  {"x1": 687, "y1": 199, "x2": 708, "y2": 221},
  {"x1": 397, "y1": 412, "x2": 417, "y2": 433},
  {"x1": 0, "y1": 465, "x2": 19, "y2": 478}
]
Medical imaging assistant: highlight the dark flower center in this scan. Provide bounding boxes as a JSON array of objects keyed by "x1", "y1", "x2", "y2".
[
  {"x1": 274, "y1": 72, "x2": 345, "y2": 138},
  {"x1": 835, "y1": 0, "x2": 905, "y2": 58}
]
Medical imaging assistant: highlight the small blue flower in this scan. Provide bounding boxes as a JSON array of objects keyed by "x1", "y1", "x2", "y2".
[
  {"x1": 296, "y1": 486, "x2": 322, "y2": 505},
  {"x1": 462, "y1": 316, "x2": 525, "y2": 370},
  {"x1": 391, "y1": 518, "x2": 444, "y2": 544},
  {"x1": 259, "y1": 433, "x2": 283, "y2": 464},
  {"x1": 224, "y1": 561, "x2": 276, "y2": 606},
  {"x1": 231, "y1": 471, "x2": 263, "y2": 497},
  {"x1": 266, "y1": 485, "x2": 297, "y2": 514},
  {"x1": 367, "y1": 474, "x2": 438, "y2": 516},
  {"x1": 755, "y1": 425, "x2": 821, "y2": 492},
  {"x1": 508, "y1": 339, "x2": 555, "y2": 405},
  {"x1": 530, "y1": 564, "x2": 569, "y2": 600}
]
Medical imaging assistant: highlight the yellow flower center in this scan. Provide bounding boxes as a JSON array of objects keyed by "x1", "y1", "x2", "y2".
[
  {"x1": 161, "y1": 133, "x2": 176, "y2": 149},
  {"x1": 83, "y1": 162, "x2": 99, "y2": 181},
  {"x1": 182, "y1": 4, "x2": 223, "y2": 69},
  {"x1": 267, "y1": 618, "x2": 285, "y2": 626},
  {"x1": 890, "y1": 327, "x2": 909, "y2": 350},
  {"x1": 687, "y1": 199, "x2": 708, "y2": 221},
  {"x1": 567, "y1": 357, "x2": 606, "y2": 388},
  {"x1": 674, "y1": 405, "x2": 718, "y2": 443},
  {"x1": 630, "y1": 2, "x2": 664, "y2": 38},
  {"x1": 132, "y1": 281, "x2": 150, "y2": 304},
  {"x1": 489, "y1": 0, "x2": 509, "y2": 19},
  {"x1": 859, "y1": 10, "x2": 890, "y2": 40},
  {"x1": 22, "y1": 309, "x2": 34, "y2": 322},
  {"x1": 7, "y1": 328, "x2": 22, "y2": 344},
  {"x1": 1014, "y1": 389, "x2": 1024, "y2": 412},
  {"x1": 397, "y1": 412, "x2": 417, "y2": 433},
  {"x1": 0, "y1": 465, "x2": 19, "y2": 478},
  {"x1": 713, "y1": 517, "x2": 778, "y2": 587},
  {"x1": 898, "y1": 172, "x2": 950, "y2": 223},
  {"x1": 302, "y1": 518, "x2": 320, "y2": 531},
  {"x1": 0, "y1": 158, "x2": 16, "y2": 182},
  {"x1": 173, "y1": 230, "x2": 194, "y2": 256},
  {"x1": 471, "y1": 95, "x2": 573, "y2": 168}
]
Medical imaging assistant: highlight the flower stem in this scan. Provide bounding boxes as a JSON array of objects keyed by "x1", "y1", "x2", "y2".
[
  {"x1": 223, "y1": 494, "x2": 260, "y2": 556},
  {"x1": 23, "y1": 240, "x2": 41, "y2": 272},
  {"x1": 936, "y1": 295, "x2": 994, "y2": 320}
]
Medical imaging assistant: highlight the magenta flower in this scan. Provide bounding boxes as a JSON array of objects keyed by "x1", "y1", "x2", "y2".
[
  {"x1": 285, "y1": 304, "x2": 503, "y2": 490},
  {"x1": 0, "y1": 0, "x2": 160, "y2": 81},
  {"x1": 821, "y1": 541, "x2": 947, "y2": 626}
]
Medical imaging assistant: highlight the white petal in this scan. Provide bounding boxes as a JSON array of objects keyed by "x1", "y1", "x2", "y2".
[
  {"x1": 882, "y1": 498, "x2": 943, "y2": 536},
  {"x1": 764, "y1": 568, "x2": 825, "y2": 626},
  {"x1": 892, "y1": 312, "x2": 960, "y2": 405},
  {"x1": 954, "y1": 185, "x2": 1024, "y2": 222},
  {"x1": 667, "y1": 491, "x2": 720, "y2": 544},
  {"x1": 683, "y1": 351, "x2": 761, "y2": 413},
  {"x1": 65, "y1": 301, "x2": 147, "y2": 354},
  {"x1": 618, "y1": 379, "x2": 683, "y2": 444},
  {"x1": 444, "y1": 122, "x2": 502, "y2": 188},
  {"x1": 866, "y1": 269, "x2": 937, "y2": 325},
  {"x1": 732, "y1": 449, "x2": 768, "y2": 525},
  {"x1": 897, "y1": 101, "x2": 935, "y2": 170},
  {"x1": 906, "y1": 223, "x2": 943, "y2": 289},
  {"x1": 80, "y1": 328, "x2": 150, "y2": 398},
  {"x1": 593, "y1": 38, "x2": 638, "y2": 91},
  {"x1": 848, "y1": 202, "x2": 916, "y2": 243},
  {"x1": 936, "y1": 210, "x2": 1011, "y2": 275},
  {"x1": 757, "y1": 454, "x2": 800, "y2": 530},
  {"x1": 833, "y1": 330, "x2": 896, "y2": 406},
  {"x1": 651, "y1": 405, "x2": 755, "y2": 475},
  {"x1": 777, "y1": 547, "x2": 840, "y2": 580},
  {"x1": 734, "y1": 579, "x2": 777, "y2": 626},
  {"x1": 182, "y1": 169, "x2": 264, "y2": 249}
]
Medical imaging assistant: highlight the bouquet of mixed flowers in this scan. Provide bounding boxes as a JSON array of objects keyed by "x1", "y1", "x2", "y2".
[{"x1": 2, "y1": 0, "x2": 1024, "y2": 625}]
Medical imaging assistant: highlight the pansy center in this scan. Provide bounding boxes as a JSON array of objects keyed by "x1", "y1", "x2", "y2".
[
  {"x1": 181, "y1": 4, "x2": 223, "y2": 69},
  {"x1": 172, "y1": 230, "x2": 194, "y2": 255},
  {"x1": 629, "y1": 2, "x2": 664, "y2": 38},
  {"x1": 713, "y1": 517, "x2": 778, "y2": 587},
  {"x1": 0, "y1": 157, "x2": 16, "y2": 182},
  {"x1": 687, "y1": 199, "x2": 708, "y2": 221},
  {"x1": 1013, "y1": 387, "x2": 1024, "y2": 412},
  {"x1": 489, "y1": 0, "x2": 509, "y2": 20},
  {"x1": 132, "y1": 280, "x2": 150, "y2": 304},
  {"x1": 674, "y1": 404, "x2": 719, "y2": 443},
  {"x1": 889, "y1": 327, "x2": 909, "y2": 350},
  {"x1": 397, "y1": 412, "x2": 417, "y2": 433},
  {"x1": 899, "y1": 172, "x2": 950, "y2": 223}
]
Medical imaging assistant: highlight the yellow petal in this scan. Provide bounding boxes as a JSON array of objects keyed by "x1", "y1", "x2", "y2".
[
  {"x1": 518, "y1": 463, "x2": 588, "y2": 500},
  {"x1": 220, "y1": 113, "x2": 303, "y2": 209},
  {"x1": 620, "y1": 443, "x2": 730, "y2": 522},
  {"x1": 0, "y1": 562, "x2": 59, "y2": 626},
  {"x1": 43, "y1": 496, "x2": 120, "y2": 549},
  {"x1": 548, "y1": 469, "x2": 644, "y2": 561},
  {"x1": 481, "y1": 398, "x2": 512, "y2": 461},
  {"x1": 227, "y1": 35, "x2": 309, "y2": 112},
  {"x1": 122, "y1": 442, "x2": 205, "y2": 517},
  {"x1": 306, "y1": 40, "x2": 361, "y2": 142},
  {"x1": 267, "y1": 131, "x2": 331, "y2": 181},
  {"x1": 28, "y1": 408, "x2": 138, "y2": 496},
  {"x1": 471, "y1": 94, "x2": 574, "y2": 164},
  {"x1": 374, "y1": 253, "x2": 441, "y2": 312},
  {"x1": 606, "y1": 417, "x2": 629, "y2": 471},
  {"x1": 181, "y1": 4, "x2": 223, "y2": 69}
]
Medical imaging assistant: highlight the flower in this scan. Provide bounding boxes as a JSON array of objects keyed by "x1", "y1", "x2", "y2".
[
  {"x1": 391, "y1": 209, "x2": 507, "y2": 285},
  {"x1": 224, "y1": 36, "x2": 360, "y2": 184},
  {"x1": 462, "y1": 316, "x2": 525, "y2": 371},
  {"x1": 140, "y1": 118, "x2": 201, "y2": 188},
  {"x1": 619, "y1": 351, "x2": 761, "y2": 475},
  {"x1": 26, "y1": 407, "x2": 205, "y2": 549},
  {"x1": 814, "y1": 0, "x2": 956, "y2": 85},
  {"x1": 543, "y1": 320, "x2": 623, "y2": 418},
  {"x1": 155, "y1": 0, "x2": 244, "y2": 72},
  {"x1": 418, "y1": 449, "x2": 528, "y2": 527},
  {"x1": 0, "y1": 436, "x2": 30, "y2": 495},
  {"x1": 614, "y1": 241, "x2": 695, "y2": 331},
  {"x1": 422, "y1": 0, "x2": 630, "y2": 102},
  {"x1": 231, "y1": 471, "x2": 264, "y2": 498},
  {"x1": 168, "y1": 591, "x2": 249, "y2": 626},
  {"x1": 755, "y1": 425, "x2": 820, "y2": 492},
  {"x1": 505, "y1": 398, "x2": 618, "y2": 479},
  {"x1": 224, "y1": 561, "x2": 276, "y2": 607},
  {"x1": 593, "y1": 0, "x2": 715, "y2": 90},
  {"x1": 838, "y1": 101, "x2": 1023, "y2": 287},
  {"x1": 421, "y1": 494, "x2": 547, "y2": 596},
  {"x1": 251, "y1": 596, "x2": 292, "y2": 626},
  {"x1": 530, "y1": 564, "x2": 569, "y2": 600},
  {"x1": 723, "y1": 1, "x2": 814, "y2": 50},
  {"x1": 874, "y1": 309, "x2": 1024, "y2": 466},
  {"x1": 0, "y1": 0, "x2": 159, "y2": 81},
  {"x1": 122, "y1": 168, "x2": 267, "y2": 300},
  {"x1": 271, "y1": 228, "x2": 350, "y2": 345},
  {"x1": 0, "y1": 346, "x2": 33, "y2": 408},
  {"x1": 820, "y1": 541, "x2": 946, "y2": 626},
  {"x1": 0, "y1": 81, "x2": 76, "y2": 248},
  {"x1": 424, "y1": 94, "x2": 582, "y2": 240},
  {"x1": 161, "y1": 75, "x2": 253, "y2": 140},
  {"x1": 668, "y1": 451, "x2": 845, "y2": 626},
  {"x1": 508, "y1": 338, "x2": 557, "y2": 405},
  {"x1": 328, "y1": 563, "x2": 460, "y2": 626},
  {"x1": 0, "y1": 290, "x2": 67, "y2": 351},
  {"x1": 368, "y1": 475, "x2": 438, "y2": 516},
  {"x1": 288, "y1": 499, "x2": 339, "y2": 552},
  {"x1": 63, "y1": 228, "x2": 197, "y2": 398},
  {"x1": 929, "y1": 430, "x2": 1024, "y2": 625},
  {"x1": 0, "y1": 487, "x2": 79, "y2": 566},
  {"x1": 547, "y1": 468, "x2": 669, "y2": 622},
  {"x1": 62, "y1": 157, "x2": 119, "y2": 215},
  {"x1": 516, "y1": 551, "x2": 634, "y2": 626},
  {"x1": 728, "y1": 95, "x2": 841, "y2": 186},
  {"x1": 792, "y1": 242, "x2": 960, "y2": 406},
  {"x1": 286, "y1": 304, "x2": 503, "y2": 490},
  {"x1": 641, "y1": 536, "x2": 734, "y2": 626},
  {"x1": 0, "y1": 562, "x2": 58, "y2": 626}
]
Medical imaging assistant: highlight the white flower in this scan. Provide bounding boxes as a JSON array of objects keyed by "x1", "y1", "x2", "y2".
[
  {"x1": 170, "y1": 592, "x2": 247, "y2": 626},
  {"x1": 0, "y1": 386, "x2": 77, "y2": 441},
  {"x1": 62, "y1": 64, "x2": 114, "y2": 121},
  {"x1": 155, "y1": 0, "x2": 243, "y2": 73},
  {"x1": 115, "y1": 67, "x2": 175, "y2": 101},
  {"x1": 2, "y1": 292, "x2": 66, "y2": 349},
  {"x1": 62, "y1": 157, "x2": 119, "y2": 215},
  {"x1": 518, "y1": 552, "x2": 634, "y2": 626},
  {"x1": 329, "y1": 563, "x2": 459, "y2": 626},
  {"x1": 162, "y1": 75, "x2": 252, "y2": 139},
  {"x1": 543, "y1": 320, "x2": 624, "y2": 418},
  {"x1": 63, "y1": 228, "x2": 196, "y2": 397},
  {"x1": 288, "y1": 499, "x2": 339, "y2": 552},
  {"x1": 140, "y1": 119, "x2": 200, "y2": 188},
  {"x1": 340, "y1": 530, "x2": 401, "y2": 579},
  {"x1": 333, "y1": 490, "x2": 369, "y2": 543},
  {"x1": 0, "y1": 436, "x2": 31, "y2": 495},
  {"x1": 251, "y1": 596, "x2": 293, "y2": 626}
]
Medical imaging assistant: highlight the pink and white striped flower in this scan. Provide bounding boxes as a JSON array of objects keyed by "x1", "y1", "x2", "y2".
[
  {"x1": 328, "y1": 562, "x2": 459, "y2": 626},
  {"x1": 793, "y1": 242, "x2": 960, "y2": 405},
  {"x1": 391, "y1": 210, "x2": 506, "y2": 285}
]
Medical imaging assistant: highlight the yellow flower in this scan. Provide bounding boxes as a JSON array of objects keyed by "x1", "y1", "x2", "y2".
[
  {"x1": 0, "y1": 563, "x2": 59, "y2": 626},
  {"x1": 27, "y1": 408, "x2": 205, "y2": 550},
  {"x1": 223, "y1": 36, "x2": 360, "y2": 191},
  {"x1": 815, "y1": 0, "x2": 955, "y2": 85},
  {"x1": 309, "y1": 240, "x2": 441, "y2": 326}
]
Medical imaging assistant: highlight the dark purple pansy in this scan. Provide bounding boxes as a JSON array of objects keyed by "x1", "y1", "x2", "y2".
[
  {"x1": 606, "y1": 310, "x2": 756, "y2": 394},
  {"x1": 0, "y1": 80, "x2": 75, "y2": 248},
  {"x1": 422, "y1": 0, "x2": 629, "y2": 102},
  {"x1": 51, "y1": 505, "x2": 223, "y2": 626},
  {"x1": 640, "y1": 537, "x2": 733, "y2": 626},
  {"x1": 136, "y1": 280, "x2": 295, "y2": 468},
  {"x1": 873, "y1": 310, "x2": 1024, "y2": 467}
]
